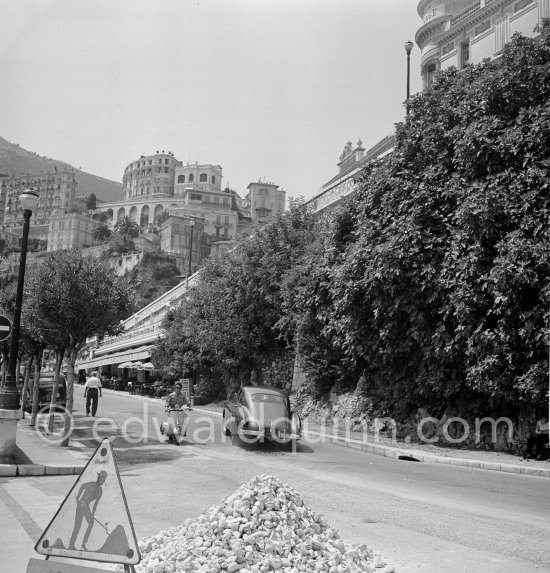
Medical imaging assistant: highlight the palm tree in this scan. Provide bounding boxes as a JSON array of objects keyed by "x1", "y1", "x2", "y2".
[
  {"x1": 114, "y1": 216, "x2": 140, "y2": 244},
  {"x1": 92, "y1": 221, "x2": 112, "y2": 243}
]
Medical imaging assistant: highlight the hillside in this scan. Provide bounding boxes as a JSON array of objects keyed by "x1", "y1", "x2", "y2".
[{"x1": 0, "y1": 136, "x2": 122, "y2": 204}]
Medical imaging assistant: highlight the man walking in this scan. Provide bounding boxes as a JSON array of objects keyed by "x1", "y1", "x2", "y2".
[{"x1": 84, "y1": 371, "x2": 102, "y2": 417}]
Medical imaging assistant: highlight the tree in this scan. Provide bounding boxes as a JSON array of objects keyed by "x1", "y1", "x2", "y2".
[
  {"x1": 114, "y1": 216, "x2": 140, "y2": 241},
  {"x1": 86, "y1": 193, "x2": 97, "y2": 211},
  {"x1": 154, "y1": 200, "x2": 317, "y2": 391},
  {"x1": 25, "y1": 249, "x2": 134, "y2": 443},
  {"x1": 92, "y1": 220, "x2": 112, "y2": 243}
]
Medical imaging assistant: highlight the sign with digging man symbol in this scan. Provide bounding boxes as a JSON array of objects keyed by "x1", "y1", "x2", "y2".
[{"x1": 35, "y1": 438, "x2": 140, "y2": 565}]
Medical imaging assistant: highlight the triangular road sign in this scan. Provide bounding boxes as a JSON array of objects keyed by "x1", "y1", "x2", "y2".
[{"x1": 35, "y1": 438, "x2": 141, "y2": 565}]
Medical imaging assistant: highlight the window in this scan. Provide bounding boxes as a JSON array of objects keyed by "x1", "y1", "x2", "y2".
[
  {"x1": 165, "y1": 159, "x2": 169, "y2": 164},
  {"x1": 460, "y1": 41, "x2": 470, "y2": 69},
  {"x1": 177, "y1": 175, "x2": 185, "y2": 183},
  {"x1": 190, "y1": 193, "x2": 202, "y2": 201},
  {"x1": 222, "y1": 197, "x2": 228, "y2": 205},
  {"x1": 189, "y1": 174, "x2": 194, "y2": 182},
  {"x1": 214, "y1": 196, "x2": 219, "y2": 204},
  {"x1": 164, "y1": 167, "x2": 169, "y2": 173},
  {"x1": 204, "y1": 196, "x2": 210, "y2": 203},
  {"x1": 250, "y1": 393, "x2": 285, "y2": 404},
  {"x1": 200, "y1": 173, "x2": 207, "y2": 182},
  {"x1": 211, "y1": 176, "x2": 216, "y2": 184},
  {"x1": 425, "y1": 63, "x2": 436, "y2": 86}
]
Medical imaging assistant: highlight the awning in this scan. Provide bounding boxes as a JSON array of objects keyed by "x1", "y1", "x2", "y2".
[{"x1": 76, "y1": 345, "x2": 154, "y2": 370}]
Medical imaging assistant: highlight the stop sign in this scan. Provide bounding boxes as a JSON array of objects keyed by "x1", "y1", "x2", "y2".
[{"x1": 0, "y1": 315, "x2": 12, "y2": 342}]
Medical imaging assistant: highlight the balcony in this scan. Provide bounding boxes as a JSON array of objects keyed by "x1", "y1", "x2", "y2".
[{"x1": 450, "y1": 1, "x2": 481, "y2": 27}]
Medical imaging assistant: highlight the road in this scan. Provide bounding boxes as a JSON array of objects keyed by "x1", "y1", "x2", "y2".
[{"x1": 2, "y1": 388, "x2": 550, "y2": 572}]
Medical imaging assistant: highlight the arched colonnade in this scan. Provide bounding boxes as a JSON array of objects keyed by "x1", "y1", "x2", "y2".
[{"x1": 102, "y1": 201, "x2": 182, "y2": 228}]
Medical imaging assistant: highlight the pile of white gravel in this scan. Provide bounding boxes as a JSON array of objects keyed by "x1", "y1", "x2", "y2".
[{"x1": 133, "y1": 474, "x2": 394, "y2": 573}]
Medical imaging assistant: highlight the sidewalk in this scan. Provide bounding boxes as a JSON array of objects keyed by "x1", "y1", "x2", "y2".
[{"x1": 2, "y1": 393, "x2": 549, "y2": 478}]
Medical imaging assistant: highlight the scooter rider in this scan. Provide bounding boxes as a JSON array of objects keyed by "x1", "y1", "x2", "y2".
[{"x1": 165, "y1": 382, "x2": 191, "y2": 442}]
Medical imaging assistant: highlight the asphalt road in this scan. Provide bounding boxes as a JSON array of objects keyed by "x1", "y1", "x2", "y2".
[{"x1": 3, "y1": 388, "x2": 550, "y2": 572}]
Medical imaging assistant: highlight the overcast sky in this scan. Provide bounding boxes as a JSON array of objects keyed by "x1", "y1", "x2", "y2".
[{"x1": 0, "y1": 0, "x2": 423, "y2": 201}]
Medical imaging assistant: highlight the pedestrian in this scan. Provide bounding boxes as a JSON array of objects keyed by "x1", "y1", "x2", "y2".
[
  {"x1": 84, "y1": 370, "x2": 102, "y2": 417},
  {"x1": 524, "y1": 416, "x2": 549, "y2": 460}
]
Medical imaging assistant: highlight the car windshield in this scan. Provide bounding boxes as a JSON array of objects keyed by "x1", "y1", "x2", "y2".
[{"x1": 250, "y1": 393, "x2": 285, "y2": 404}]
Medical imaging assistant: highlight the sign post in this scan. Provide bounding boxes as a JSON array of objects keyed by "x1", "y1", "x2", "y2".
[
  {"x1": 29, "y1": 438, "x2": 140, "y2": 572},
  {"x1": 0, "y1": 314, "x2": 12, "y2": 342}
]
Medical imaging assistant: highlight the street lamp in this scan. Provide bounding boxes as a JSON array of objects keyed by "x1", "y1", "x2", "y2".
[
  {"x1": 404, "y1": 40, "x2": 414, "y2": 117},
  {"x1": 186, "y1": 219, "x2": 195, "y2": 286},
  {"x1": 0, "y1": 188, "x2": 39, "y2": 410}
]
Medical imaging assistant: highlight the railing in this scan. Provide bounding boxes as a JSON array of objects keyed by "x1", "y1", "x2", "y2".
[{"x1": 450, "y1": 1, "x2": 481, "y2": 27}]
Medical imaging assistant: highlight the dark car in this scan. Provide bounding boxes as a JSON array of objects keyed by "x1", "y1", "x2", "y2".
[
  {"x1": 21, "y1": 374, "x2": 67, "y2": 413},
  {"x1": 222, "y1": 385, "x2": 302, "y2": 445}
]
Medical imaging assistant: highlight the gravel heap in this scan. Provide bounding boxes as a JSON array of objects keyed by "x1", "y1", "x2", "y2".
[{"x1": 134, "y1": 474, "x2": 394, "y2": 573}]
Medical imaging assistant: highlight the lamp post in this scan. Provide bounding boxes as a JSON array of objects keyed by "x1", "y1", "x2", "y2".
[
  {"x1": 0, "y1": 188, "x2": 40, "y2": 410},
  {"x1": 186, "y1": 219, "x2": 195, "y2": 287},
  {"x1": 404, "y1": 40, "x2": 414, "y2": 117}
]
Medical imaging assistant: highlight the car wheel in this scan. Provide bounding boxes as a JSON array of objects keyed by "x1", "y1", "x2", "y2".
[{"x1": 222, "y1": 410, "x2": 231, "y2": 436}]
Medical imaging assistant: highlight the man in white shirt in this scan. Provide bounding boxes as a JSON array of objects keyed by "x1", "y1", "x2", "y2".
[{"x1": 84, "y1": 371, "x2": 102, "y2": 417}]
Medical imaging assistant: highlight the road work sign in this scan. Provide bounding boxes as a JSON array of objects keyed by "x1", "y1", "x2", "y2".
[
  {"x1": 0, "y1": 314, "x2": 12, "y2": 342},
  {"x1": 35, "y1": 438, "x2": 141, "y2": 565}
]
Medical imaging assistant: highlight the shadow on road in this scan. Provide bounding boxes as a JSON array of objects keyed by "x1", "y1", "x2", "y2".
[{"x1": 228, "y1": 434, "x2": 314, "y2": 455}]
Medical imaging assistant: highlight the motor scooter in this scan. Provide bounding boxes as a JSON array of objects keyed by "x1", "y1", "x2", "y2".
[{"x1": 161, "y1": 406, "x2": 190, "y2": 444}]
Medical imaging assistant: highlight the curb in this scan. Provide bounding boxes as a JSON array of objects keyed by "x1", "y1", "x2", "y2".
[
  {"x1": 302, "y1": 430, "x2": 550, "y2": 479},
  {"x1": 0, "y1": 462, "x2": 84, "y2": 478}
]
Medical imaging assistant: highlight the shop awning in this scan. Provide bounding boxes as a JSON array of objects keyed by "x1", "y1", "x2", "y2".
[{"x1": 76, "y1": 345, "x2": 154, "y2": 371}]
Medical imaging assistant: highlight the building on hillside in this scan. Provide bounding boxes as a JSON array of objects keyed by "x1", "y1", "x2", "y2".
[
  {"x1": 416, "y1": 0, "x2": 550, "y2": 88},
  {"x1": 171, "y1": 163, "x2": 239, "y2": 243},
  {"x1": 159, "y1": 214, "x2": 210, "y2": 275},
  {"x1": 47, "y1": 212, "x2": 95, "y2": 252},
  {"x1": 123, "y1": 151, "x2": 180, "y2": 200},
  {"x1": 244, "y1": 181, "x2": 285, "y2": 225},
  {"x1": 1, "y1": 170, "x2": 77, "y2": 234},
  {"x1": 97, "y1": 159, "x2": 247, "y2": 248}
]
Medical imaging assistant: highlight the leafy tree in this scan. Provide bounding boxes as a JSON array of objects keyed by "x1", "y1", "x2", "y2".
[
  {"x1": 25, "y1": 249, "x2": 134, "y2": 442},
  {"x1": 294, "y1": 23, "x2": 550, "y2": 418},
  {"x1": 153, "y1": 200, "x2": 317, "y2": 391}
]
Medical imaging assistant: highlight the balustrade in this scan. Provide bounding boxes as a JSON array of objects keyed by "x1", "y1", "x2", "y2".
[{"x1": 450, "y1": 1, "x2": 481, "y2": 26}]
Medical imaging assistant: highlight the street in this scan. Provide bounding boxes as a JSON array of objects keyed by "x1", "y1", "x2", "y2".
[{"x1": 1, "y1": 388, "x2": 549, "y2": 573}]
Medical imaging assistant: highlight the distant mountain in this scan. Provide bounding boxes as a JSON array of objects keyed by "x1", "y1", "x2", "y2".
[{"x1": 0, "y1": 136, "x2": 122, "y2": 204}]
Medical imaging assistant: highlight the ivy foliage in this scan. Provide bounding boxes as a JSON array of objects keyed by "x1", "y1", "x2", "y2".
[{"x1": 292, "y1": 24, "x2": 550, "y2": 416}]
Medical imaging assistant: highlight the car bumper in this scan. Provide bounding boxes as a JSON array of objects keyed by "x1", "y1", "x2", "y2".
[{"x1": 240, "y1": 428, "x2": 301, "y2": 441}]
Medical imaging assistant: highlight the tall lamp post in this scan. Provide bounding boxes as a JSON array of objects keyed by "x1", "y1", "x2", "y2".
[
  {"x1": 186, "y1": 219, "x2": 195, "y2": 287},
  {"x1": 0, "y1": 188, "x2": 40, "y2": 410},
  {"x1": 404, "y1": 40, "x2": 414, "y2": 117}
]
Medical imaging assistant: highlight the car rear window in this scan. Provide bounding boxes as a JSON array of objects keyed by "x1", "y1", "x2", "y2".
[{"x1": 250, "y1": 393, "x2": 285, "y2": 404}]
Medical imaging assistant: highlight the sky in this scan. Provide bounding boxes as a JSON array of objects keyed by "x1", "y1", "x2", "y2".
[{"x1": 0, "y1": 0, "x2": 423, "y2": 202}]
